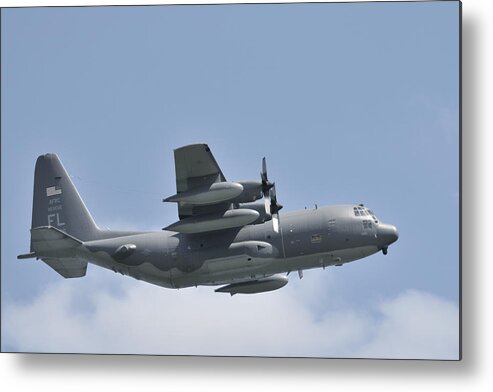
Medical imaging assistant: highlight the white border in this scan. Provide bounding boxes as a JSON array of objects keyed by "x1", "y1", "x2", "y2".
[{"x1": 2, "y1": 0, "x2": 491, "y2": 391}]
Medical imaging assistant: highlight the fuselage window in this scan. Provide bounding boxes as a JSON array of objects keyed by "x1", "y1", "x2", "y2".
[
  {"x1": 368, "y1": 210, "x2": 378, "y2": 223},
  {"x1": 327, "y1": 219, "x2": 336, "y2": 234},
  {"x1": 362, "y1": 220, "x2": 373, "y2": 229}
]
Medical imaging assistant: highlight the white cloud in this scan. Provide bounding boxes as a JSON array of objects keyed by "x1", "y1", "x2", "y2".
[
  {"x1": 356, "y1": 290, "x2": 460, "y2": 359},
  {"x1": 2, "y1": 272, "x2": 459, "y2": 359}
]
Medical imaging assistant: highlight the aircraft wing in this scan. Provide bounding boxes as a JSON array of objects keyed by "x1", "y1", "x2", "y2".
[
  {"x1": 174, "y1": 144, "x2": 226, "y2": 194},
  {"x1": 167, "y1": 144, "x2": 232, "y2": 221},
  {"x1": 164, "y1": 143, "x2": 277, "y2": 234}
]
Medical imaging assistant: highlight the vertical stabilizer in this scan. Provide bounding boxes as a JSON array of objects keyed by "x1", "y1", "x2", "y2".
[{"x1": 31, "y1": 154, "x2": 100, "y2": 249}]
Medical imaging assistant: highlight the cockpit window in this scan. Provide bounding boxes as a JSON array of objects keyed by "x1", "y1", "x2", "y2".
[
  {"x1": 354, "y1": 206, "x2": 379, "y2": 223},
  {"x1": 354, "y1": 206, "x2": 365, "y2": 216}
]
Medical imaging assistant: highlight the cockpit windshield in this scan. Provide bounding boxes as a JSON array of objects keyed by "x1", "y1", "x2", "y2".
[{"x1": 353, "y1": 206, "x2": 379, "y2": 223}]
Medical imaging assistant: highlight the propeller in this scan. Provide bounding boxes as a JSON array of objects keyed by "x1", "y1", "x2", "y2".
[
  {"x1": 261, "y1": 157, "x2": 283, "y2": 233},
  {"x1": 269, "y1": 184, "x2": 283, "y2": 233},
  {"x1": 261, "y1": 157, "x2": 274, "y2": 214}
]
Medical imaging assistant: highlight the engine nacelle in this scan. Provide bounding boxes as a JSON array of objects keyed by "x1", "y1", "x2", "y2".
[
  {"x1": 233, "y1": 181, "x2": 263, "y2": 203},
  {"x1": 164, "y1": 180, "x2": 264, "y2": 206},
  {"x1": 164, "y1": 182, "x2": 244, "y2": 205},
  {"x1": 165, "y1": 209, "x2": 260, "y2": 233},
  {"x1": 237, "y1": 202, "x2": 271, "y2": 224}
]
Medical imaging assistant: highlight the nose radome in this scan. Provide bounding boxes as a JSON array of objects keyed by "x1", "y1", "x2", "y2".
[
  {"x1": 378, "y1": 224, "x2": 399, "y2": 246},
  {"x1": 390, "y1": 225, "x2": 399, "y2": 243}
]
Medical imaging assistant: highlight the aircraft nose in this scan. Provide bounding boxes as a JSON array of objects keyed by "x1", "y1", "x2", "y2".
[{"x1": 378, "y1": 223, "x2": 399, "y2": 247}]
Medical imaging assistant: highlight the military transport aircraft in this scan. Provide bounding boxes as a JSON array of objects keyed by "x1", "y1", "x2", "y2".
[{"x1": 18, "y1": 144, "x2": 398, "y2": 295}]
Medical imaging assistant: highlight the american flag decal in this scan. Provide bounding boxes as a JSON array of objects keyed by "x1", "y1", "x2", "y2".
[{"x1": 46, "y1": 186, "x2": 62, "y2": 197}]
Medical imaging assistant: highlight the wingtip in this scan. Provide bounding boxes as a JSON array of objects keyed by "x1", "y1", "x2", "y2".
[
  {"x1": 174, "y1": 143, "x2": 209, "y2": 152},
  {"x1": 36, "y1": 153, "x2": 60, "y2": 162}
]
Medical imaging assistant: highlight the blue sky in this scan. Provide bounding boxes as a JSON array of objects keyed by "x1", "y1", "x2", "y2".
[{"x1": 1, "y1": 1, "x2": 459, "y2": 358}]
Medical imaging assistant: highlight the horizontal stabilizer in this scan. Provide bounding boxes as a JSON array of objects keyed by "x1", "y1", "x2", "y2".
[
  {"x1": 41, "y1": 257, "x2": 88, "y2": 278},
  {"x1": 17, "y1": 252, "x2": 36, "y2": 260},
  {"x1": 30, "y1": 226, "x2": 82, "y2": 258},
  {"x1": 18, "y1": 226, "x2": 87, "y2": 278}
]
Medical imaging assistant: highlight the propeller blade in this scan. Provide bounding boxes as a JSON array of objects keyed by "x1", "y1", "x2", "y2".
[
  {"x1": 264, "y1": 194, "x2": 271, "y2": 214},
  {"x1": 270, "y1": 184, "x2": 276, "y2": 206},
  {"x1": 261, "y1": 157, "x2": 268, "y2": 183},
  {"x1": 268, "y1": 186, "x2": 282, "y2": 212},
  {"x1": 261, "y1": 157, "x2": 273, "y2": 198},
  {"x1": 272, "y1": 214, "x2": 279, "y2": 233}
]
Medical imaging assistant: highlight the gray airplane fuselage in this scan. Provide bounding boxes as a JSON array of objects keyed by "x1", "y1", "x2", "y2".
[{"x1": 80, "y1": 204, "x2": 398, "y2": 289}]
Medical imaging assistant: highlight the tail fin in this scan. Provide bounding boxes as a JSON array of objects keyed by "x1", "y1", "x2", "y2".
[{"x1": 30, "y1": 153, "x2": 100, "y2": 249}]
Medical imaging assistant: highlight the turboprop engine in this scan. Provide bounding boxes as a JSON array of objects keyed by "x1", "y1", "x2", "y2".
[
  {"x1": 163, "y1": 180, "x2": 264, "y2": 205},
  {"x1": 237, "y1": 202, "x2": 273, "y2": 224},
  {"x1": 163, "y1": 157, "x2": 283, "y2": 233}
]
